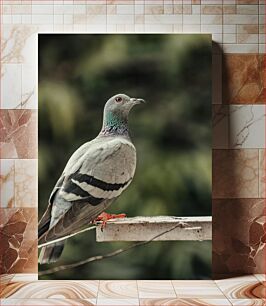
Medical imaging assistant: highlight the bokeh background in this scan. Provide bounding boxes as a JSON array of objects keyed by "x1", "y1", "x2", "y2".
[{"x1": 38, "y1": 34, "x2": 212, "y2": 280}]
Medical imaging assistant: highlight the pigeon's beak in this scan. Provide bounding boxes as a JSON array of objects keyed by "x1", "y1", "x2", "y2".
[{"x1": 130, "y1": 98, "x2": 146, "y2": 105}]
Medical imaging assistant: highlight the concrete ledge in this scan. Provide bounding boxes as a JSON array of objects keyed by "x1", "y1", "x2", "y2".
[{"x1": 96, "y1": 216, "x2": 212, "y2": 242}]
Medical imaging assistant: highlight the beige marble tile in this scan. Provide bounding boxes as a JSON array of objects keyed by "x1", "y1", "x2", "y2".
[
  {"x1": 14, "y1": 159, "x2": 37, "y2": 207},
  {"x1": 107, "y1": 14, "x2": 134, "y2": 24},
  {"x1": 1, "y1": 299, "x2": 96, "y2": 305},
  {"x1": 144, "y1": 24, "x2": 174, "y2": 33},
  {"x1": 140, "y1": 298, "x2": 232, "y2": 306},
  {"x1": 224, "y1": 14, "x2": 258, "y2": 25},
  {"x1": 202, "y1": 0, "x2": 222, "y2": 4},
  {"x1": 73, "y1": 14, "x2": 86, "y2": 24},
  {"x1": 31, "y1": 14, "x2": 54, "y2": 25},
  {"x1": 237, "y1": 33, "x2": 258, "y2": 44},
  {"x1": 138, "y1": 281, "x2": 176, "y2": 298},
  {"x1": 237, "y1": 25, "x2": 259, "y2": 34},
  {"x1": 98, "y1": 281, "x2": 138, "y2": 299},
  {"x1": 258, "y1": 23, "x2": 265, "y2": 35},
  {"x1": 182, "y1": 5, "x2": 192, "y2": 14},
  {"x1": 144, "y1": 14, "x2": 182, "y2": 24},
  {"x1": 144, "y1": 5, "x2": 164, "y2": 15},
  {"x1": 164, "y1": 4, "x2": 174, "y2": 14},
  {"x1": 236, "y1": 4, "x2": 259, "y2": 14},
  {"x1": 135, "y1": 15, "x2": 144, "y2": 24},
  {"x1": 258, "y1": 150, "x2": 265, "y2": 198},
  {"x1": 192, "y1": 4, "x2": 200, "y2": 14},
  {"x1": 203, "y1": 25, "x2": 223, "y2": 34},
  {"x1": 73, "y1": 4, "x2": 86, "y2": 14},
  {"x1": 1, "y1": 25, "x2": 37, "y2": 65},
  {"x1": 1, "y1": 281, "x2": 99, "y2": 299},
  {"x1": 223, "y1": 33, "x2": 236, "y2": 43},
  {"x1": 1, "y1": 64, "x2": 22, "y2": 109},
  {"x1": 134, "y1": 24, "x2": 145, "y2": 32},
  {"x1": 223, "y1": 5, "x2": 237, "y2": 15},
  {"x1": 230, "y1": 299, "x2": 266, "y2": 305},
  {"x1": 183, "y1": 14, "x2": 200, "y2": 24},
  {"x1": 216, "y1": 275, "x2": 258, "y2": 284},
  {"x1": 223, "y1": 25, "x2": 237, "y2": 33},
  {"x1": 222, "y1": 43, "x2": 258, "y2": 53},
  {"x1": 87, "y1": 5, "x2": 106, "y2": 15},
  {"x1": 259, "y1": 33, "x2": 265, "y2": 44},
  {"x1": 236, "y1": 0, "x2": 258, "y2": 4},
  {"x1": 215, "y1": 276, "x2": 265, "y2": 299},
  {"x1": 173, "y1": 4, "x2": 183, "y2": 14},
  {"x1": 21, "y1": 62, "x2": 37, "y2": 109},
  {"x1": 87, "y1": 24, "x2": 107, "y2": 32},
  {"x1": 201, "y1": 5, "x2": 223, "y2": 14},
  {"x1": 107, "y1": 0, "x2": 134, "y2": 4},
  {"x1": 107, "y1": 5, "x2": 116, "y2": 14},
  {"x1": 135, "y1": 4, "x2": 144, "y2": 15},
  {"x1": 96, "y1": 299, "x2": 139, "y2": 305},
  {"x1": 229, "y1": 105, "x2": 265, "y2": 149},
  {"x1": 201, "y1": 15, "x2": 223, "y2": 24},
  {"x1": 32, "y1": 4, "x2": 53, "y2": 15},
  {"x1": 2, "y1": 4, "x2": 11, "y2": 14},
  {"x1": 183, "y1": 24, "x2": 201, "y2": 32},
  {"x1": 172, "y1": 280, "x2": 225, "y2": 298},
  {"x1": 0, "y1": 159, "x2": 15, "y2": 208}
]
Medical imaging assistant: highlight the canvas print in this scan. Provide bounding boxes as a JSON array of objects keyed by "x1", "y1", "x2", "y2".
[{"x1": 38, "y1": 34, "x2": 211, "y2": 280}]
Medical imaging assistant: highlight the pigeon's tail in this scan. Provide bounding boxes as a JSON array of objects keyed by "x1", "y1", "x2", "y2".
[{"x1": 38, "y1": 242, "x2": 65, "y2": 265}]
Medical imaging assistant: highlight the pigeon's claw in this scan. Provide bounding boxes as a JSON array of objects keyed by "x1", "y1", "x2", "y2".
[{"x1": 95, "y1": 212, "x2": 126, "y2": 231}]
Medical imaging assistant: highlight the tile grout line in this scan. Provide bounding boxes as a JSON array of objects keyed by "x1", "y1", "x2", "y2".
[
  {"x1": 257, "y1": 0, "x2": 259, "y2": 51},
  {"x1": 258, "y1": 146, "x2": 260, "y2": 197},
  {"x1": 213, "y1": 278, "x2": 230, "y2": 302},
  {"x1": 136, "y1": 279, "x2": 140, "y2": 305},
  {"x1": 96, "y1": 279, "x2": 100, "y2": 305},
  {"x1": 171, "y1": 279, "x2": 179, "y2": 298}
]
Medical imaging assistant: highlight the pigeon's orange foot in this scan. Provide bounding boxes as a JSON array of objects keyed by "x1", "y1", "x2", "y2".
[{"x1": 95, "y1": 212, "x2": 126, "y2": 231}]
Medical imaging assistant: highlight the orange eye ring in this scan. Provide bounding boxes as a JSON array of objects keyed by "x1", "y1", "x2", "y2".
[{"x1": 115, "y1": 96, "x2": 122, "y2": 103}]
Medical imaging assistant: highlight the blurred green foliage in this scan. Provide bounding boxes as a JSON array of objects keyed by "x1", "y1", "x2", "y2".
[{"x1": 39, "y1": 34, "x2": 212, "y2": 280}]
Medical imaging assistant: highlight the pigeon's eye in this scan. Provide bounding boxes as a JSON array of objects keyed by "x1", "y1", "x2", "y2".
[{"x1": 115, "y1": 96, "x2": 122, "y2": 103}]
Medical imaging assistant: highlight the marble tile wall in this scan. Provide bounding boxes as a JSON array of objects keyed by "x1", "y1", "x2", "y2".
[{"x1": 0, "y1": 0, "x2": 265, "y2": 285}]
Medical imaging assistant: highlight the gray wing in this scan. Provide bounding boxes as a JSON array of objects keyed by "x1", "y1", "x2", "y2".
[
  {"x1": 38, "y1": 137, "x2": 136, "y2": 243},
  {"x1": 38, "y1": 141, "x2": 91, "y2": 237},
  {"x1": 39, "y1": 197, "x2": 114, "y2": 244},
  {"x1": 38, "y1": 175, "x2": 64, "y2": 238}
]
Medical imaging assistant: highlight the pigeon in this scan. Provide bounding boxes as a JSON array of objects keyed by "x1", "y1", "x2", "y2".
[{"x1": 38, "y1": 94, "x2": 145, "y2": 264}]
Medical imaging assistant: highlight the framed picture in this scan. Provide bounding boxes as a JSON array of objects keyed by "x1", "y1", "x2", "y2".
[
  {"x1": 0, "y1": 1, "x2": 265, "y2": 304},
  {"x1": 38, "y1": 33, "x2": 212, "y2": 280}
]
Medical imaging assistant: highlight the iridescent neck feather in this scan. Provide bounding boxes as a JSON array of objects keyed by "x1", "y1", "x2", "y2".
[{"x1": 100, "y1": 110, "x2": 129, "y2": 137}]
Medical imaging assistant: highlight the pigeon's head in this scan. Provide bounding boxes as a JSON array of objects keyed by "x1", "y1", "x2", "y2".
[
  {"x1": 104, "y1": 94, "x2": 145, "y2": 117},
  {"x1": 101, "y1": 94, "x2": 145, "y2": 135}
]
